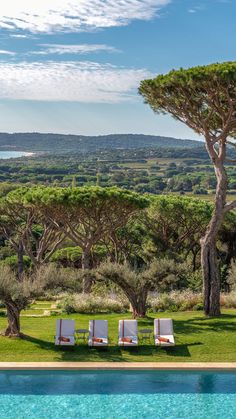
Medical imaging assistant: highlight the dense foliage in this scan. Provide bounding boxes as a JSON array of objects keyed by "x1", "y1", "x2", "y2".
[
  {"x1": 1, "y1": 147, "x2": 236, "y2": 196},
  {"x1": 140, "y1": 61, "x2": 236, "y2": 316},
  {"x1": 0, "y1": 133, "x2": 200, "y2": 153},
  {"x1": 0, "y1": 183, "x2": 235, "y2": 335}
]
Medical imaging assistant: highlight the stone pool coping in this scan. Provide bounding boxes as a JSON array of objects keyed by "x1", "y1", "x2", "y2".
[{"x1": 0, "y1": 362, "x2": 236, "y2": 371}]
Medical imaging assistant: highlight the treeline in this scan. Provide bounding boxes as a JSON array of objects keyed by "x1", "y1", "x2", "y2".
[
  {"x1": 0, "y1": 133, "x2": 201, "y2": 153},
  {"x1": 1, "y1": 150, "x2": 236, "y2": 195},
  {"x1": 0, "y1": 186, "x2": 236, "y2": 336}
]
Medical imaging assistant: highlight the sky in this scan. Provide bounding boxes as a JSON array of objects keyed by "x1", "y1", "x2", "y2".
[{"x1": 0, "y1": 0, "x2": 235, "y2": 139}]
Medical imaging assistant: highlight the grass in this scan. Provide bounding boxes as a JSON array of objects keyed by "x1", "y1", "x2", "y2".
[{"x1": 1, "y1": 310, "x2": 236, "y2": 362}]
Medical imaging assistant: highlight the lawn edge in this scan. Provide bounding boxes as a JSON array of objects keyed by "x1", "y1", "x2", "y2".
[{"x1": 0, "y1": 362, "x2": 236, "y2": 371}]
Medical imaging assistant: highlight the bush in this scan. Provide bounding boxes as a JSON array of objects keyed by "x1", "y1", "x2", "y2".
[
  {"x1": 148, "y1": 291, "x2": 203, "y2": 312},
  {"x1": 193, "y1": 303, "x2": 204, "y2": 311},
  {"x1": 0, "y1": 255, "x2": 31, "y2": 270},
  {"x1": 37, "y1": 293, "x2": 60, "y2": 301},
  {"x1": 49, "y1": 310, "x2": 59, "y2": 316},
  {"x1": 220, "y1": 292, "x2": 236, "y2": 308},
  {"x1": 60, "y1": 293, "x2": 129, "y2": 314},
  {"x1": 149, "y1": 291, "x2": 236, "y2": 312}
]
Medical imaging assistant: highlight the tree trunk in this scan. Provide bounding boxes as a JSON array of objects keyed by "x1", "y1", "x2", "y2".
[
  {"x1": 201, "y1": 241, "x2": 221, "y2": 315},
  {"x1": 132, "y1": 302, "x2": 147, "y2": 318},
  {"x1": 17, "y1": 240, "x2": 24, "y2": 280},
  {"x1": 3, "y1": 300, "x2": 21, "y2": 337},
  {"x1": 201, "y1": 161, "x2": 227, "y2": 316},
  {"x1": 82, "y1": 249, "x2": 93, "y2": 293},
  {"x1": 192, "y1": 247, "x2": 199, "y2": 272},
  {"x1": 130, "y1": 290, "x2": 148, "y2": 318}
]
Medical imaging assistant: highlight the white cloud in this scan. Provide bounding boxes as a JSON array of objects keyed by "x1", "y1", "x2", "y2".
[
  {"x1": 10, "y1": 34, "x2": 28, "y2": 38},
  {"x1": 0, "y1": 0, "x2": 170, "y2": 33},
  {"x1": 188, "y1": 5, "x2": 205, "y2": 13},
  {"x1": 32, "y1": 44, "x2": 119, "y2": 55},
  {"x1": 0, "y1": 61, "x2": 151, "y2": 103},
  {"x1": 0, "y1": 49, "x2": 15, "y2": 55}
]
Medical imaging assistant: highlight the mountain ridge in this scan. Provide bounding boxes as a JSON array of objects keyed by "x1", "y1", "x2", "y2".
[{"x1": 0, "y1": 132, "x2": 204, "y2": 153}]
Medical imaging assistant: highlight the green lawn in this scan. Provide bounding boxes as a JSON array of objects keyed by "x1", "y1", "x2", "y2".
[{"x1": 0, "y1": 310, "x2": 236, "y2": 362}]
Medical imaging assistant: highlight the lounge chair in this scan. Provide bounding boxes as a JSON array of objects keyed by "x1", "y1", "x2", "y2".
[
  {"x1": 88, "y1": 320, "x2": 108, "y2": 347},
  {"x1": 55, "y1": 319, "x2": 75, "y2": 346},
  {"x1": 154, "y1": 318, "x2": 175, "y2": 347},
  {"x1": 118, "y1": 319, "x2": 138, "y2": 346}
]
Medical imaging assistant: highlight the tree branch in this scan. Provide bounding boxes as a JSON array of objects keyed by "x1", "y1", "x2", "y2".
[{"x1": 224, "y1": 200, "x2": 236, "y2": 213}]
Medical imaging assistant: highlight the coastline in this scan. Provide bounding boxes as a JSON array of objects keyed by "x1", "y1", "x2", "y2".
[
  {"x1": 0, "y1": 151, "x2": 36, "y2": 159},
  {"x1": 23, "y1": 152, "x2": 35, "y2": 157}
]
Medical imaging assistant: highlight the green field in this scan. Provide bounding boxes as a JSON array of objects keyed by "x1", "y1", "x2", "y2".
[{"x1": 1, "y1": 310, "x2": 236, "y2": 362}]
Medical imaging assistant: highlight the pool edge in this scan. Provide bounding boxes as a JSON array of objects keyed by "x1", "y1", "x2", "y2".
[{"x1": 0, "y1": 362, "x2": 236, "y2": 371}]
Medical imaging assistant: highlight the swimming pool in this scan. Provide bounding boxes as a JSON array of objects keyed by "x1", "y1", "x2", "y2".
[{"x1": 0, "y1": 370, "x2": 235, "y2": 418}]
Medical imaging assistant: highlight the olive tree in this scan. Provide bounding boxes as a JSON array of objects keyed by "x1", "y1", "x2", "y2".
[
  {"x1": 0, "y1": 265, "x2": 49, "y2": 337},
  {"x1": 97, "y1": 259, "x2": 186, "y2": 317},
  {"x1": 139, "y1": 62, "x2": 236, "y2": 316},
  {"x1": 0, "y1": 264, "x2": 79, "y2": 337}
]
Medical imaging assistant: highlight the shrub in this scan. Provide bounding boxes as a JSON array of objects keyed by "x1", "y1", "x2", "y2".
[
  {"x1": 221, "y1": 292, "x2": 236, "y2": 308},
  {"x1": 148, "y1": 291, "x2": 202, "y2": 312},
  {"x1": 60, "y1": 293, "x2": 129, "y2": 314},
  {"x1": 186, "y1": 271, "x2": 202, "y2": 292},
  {"x1": 0, "y1": 255, "x2": 31, "y2": 270},
  {"x1": 149, "y1": 291, "x2": 236, "y2": 312},
  {"x1": 37, "y1": 293, "x2": 60, "y2": 301},
  {"x1": 193, "y1": 303, "x2": 204, "y2": 311},
  {"x1": 49, "y1": 310, "x2": 59, "y2": 316}
]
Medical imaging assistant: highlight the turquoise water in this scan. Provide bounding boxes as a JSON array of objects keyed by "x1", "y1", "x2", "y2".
[
  {"x1": 0, "y1": 151, "x2": 31, "y2": 159},
  {"x1": 0, "y1": 370, "x2": 236, "y2": 419}
]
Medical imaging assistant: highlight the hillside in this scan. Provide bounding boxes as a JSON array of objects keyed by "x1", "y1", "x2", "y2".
[{"x1": 0, "y1": 133, "x2": 203, "y2": 153}]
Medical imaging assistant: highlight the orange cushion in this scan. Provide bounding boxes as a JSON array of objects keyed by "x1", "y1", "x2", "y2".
[
  {"x1": 157, "y1": 337, "x2": 170, "y2": 343},
  {"x1": 121, "y1": 337, "x2": 133, "y2": 343},
  {"x1": 59, "y1": 336, "x2": 70, "y2": 343},
  {"x1": 93, "y1": 337, "x2": 103, "y2": 343}
]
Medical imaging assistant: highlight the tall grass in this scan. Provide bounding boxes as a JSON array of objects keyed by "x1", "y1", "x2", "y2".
[
  {"x1": 59, "y1": 293, "x2": 129, "y2": 314},
  {"x1": 56, "y1": 290, "x2": 236, "y2": 314},
  {"x1": 148, "y1": 291, "x2": 203, "y2": 312}
]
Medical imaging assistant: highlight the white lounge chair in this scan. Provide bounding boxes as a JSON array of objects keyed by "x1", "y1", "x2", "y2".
[
  {"x1": 118, "y1": 319, "x2": 138, "y2": 346},
  {"x1": 154, "y1": 318, "x2": 175, "y2": 347},
  {"x1": 88, "y1": 320, "x2": 108, "y2": 347},
  {"x1": 55, "y1": 319, "x2": 75, "y2": 346}
]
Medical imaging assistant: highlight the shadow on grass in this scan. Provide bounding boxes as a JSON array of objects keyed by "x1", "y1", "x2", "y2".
[
  {"x1": 22, "y1": 334, "x2": 55, "y2": 351},
  {"x1": 137, "y1": 313, "x2": 236, "y2": 335},
  {"x1": 160, "y1": 342, "x2": 203, "y2": 358},
  {"x1": 22, "y1": 334, "x2": 203, "y2": 361},
  {"x1": 173, "y1": 313, "x2": 236, "y2": 334},
  {"x1": 133, "y1": 313, "x2": 236, "y2": 341}
]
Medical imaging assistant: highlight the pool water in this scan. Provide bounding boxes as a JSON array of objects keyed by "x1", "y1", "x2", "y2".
[{"x1": 0, "y1": 370, "x2": 235, "y2": 419}]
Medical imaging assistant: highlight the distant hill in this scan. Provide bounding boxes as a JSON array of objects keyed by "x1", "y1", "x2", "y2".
[{"x1": 0, "y1": 133, "x2": 203, "y2": 153}]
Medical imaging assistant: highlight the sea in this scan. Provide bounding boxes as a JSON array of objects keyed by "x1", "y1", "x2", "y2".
[{"x1": 0, "y1": 151, "x2": 33, "y2": 159}]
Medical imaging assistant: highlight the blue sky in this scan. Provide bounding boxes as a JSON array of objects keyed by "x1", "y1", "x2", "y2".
[{"x1": 0, "y1": 0, "x2": 235, "y2": 139}]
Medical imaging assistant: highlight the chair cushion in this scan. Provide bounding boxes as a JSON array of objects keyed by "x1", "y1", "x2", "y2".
[
  {"x1": 55, "y1": 336, "x2": 75, "y2": 346},
  {"x1": 88, "y1": 337, "x2": 108, "y2": 346},
  {"x1": 118, "y1": 336, "x2": 138, "y2": 346},
  {"x1": 155, "y1": 335, "x2": 175, "y2": 346}
]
